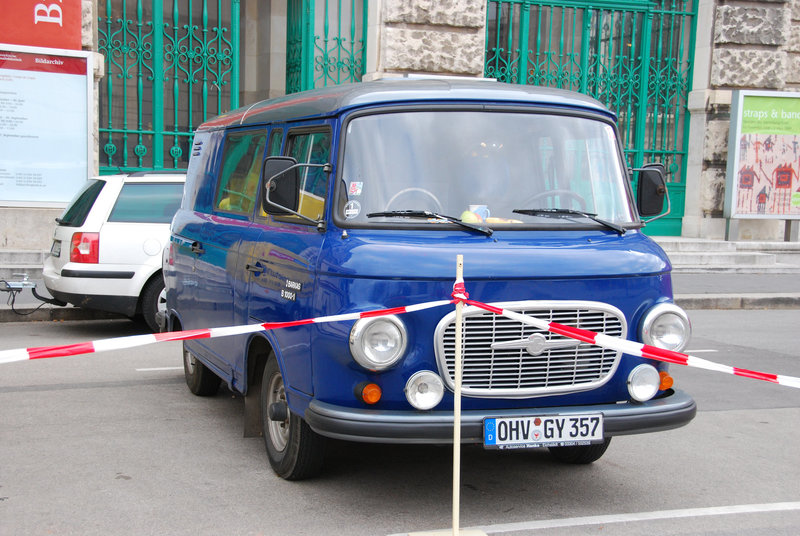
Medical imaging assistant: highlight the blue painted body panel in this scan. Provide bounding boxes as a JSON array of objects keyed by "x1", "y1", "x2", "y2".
[{"x1": 307, "y1": 227, "x2": 671, "y2": 410}]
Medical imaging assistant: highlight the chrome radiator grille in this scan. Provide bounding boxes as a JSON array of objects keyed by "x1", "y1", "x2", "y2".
[{"x1": 434, "y1": 301, "x2": 626, "y2": 398}]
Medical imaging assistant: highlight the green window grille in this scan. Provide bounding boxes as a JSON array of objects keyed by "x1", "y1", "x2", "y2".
[
  {"x1": 485, "y1": 0, "x2": 697, "y2": 235},
  {"x1": 286, "y1": 0, "x2": 368, "y2": 94},
  {"x1": 98, "y1": 0, "x2": 240, "y2": 174}
]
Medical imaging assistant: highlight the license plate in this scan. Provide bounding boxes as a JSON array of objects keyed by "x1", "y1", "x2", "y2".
[
  {"x1": 50, "y1": 240, "x2": 61, "y2": 258},
  {"x1": 484, "y1": 414, "x2": 603, "y2": 449}
]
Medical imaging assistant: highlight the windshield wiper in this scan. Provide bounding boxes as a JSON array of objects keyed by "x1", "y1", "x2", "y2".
[
  {"x1": 512, "y1": 208, "x2": 626, "y2": 235},
  {"x1": 367, "y1": 210, "x2": 493, "y2": 237}
]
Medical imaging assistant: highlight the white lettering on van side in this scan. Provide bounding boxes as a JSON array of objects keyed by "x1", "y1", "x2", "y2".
[
  {"x1": 285, "y1": 279, "x2": 302, "y2": 291},
  {"x1": 280, "y1": 289, "x2": 296, "y2": 301}
]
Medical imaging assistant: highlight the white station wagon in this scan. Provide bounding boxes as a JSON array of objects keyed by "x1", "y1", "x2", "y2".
[{"x1": 43, "y1": 171, "x2": 185, "y2": 331}]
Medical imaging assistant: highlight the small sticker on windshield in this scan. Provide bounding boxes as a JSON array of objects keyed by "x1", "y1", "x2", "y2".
[
  {"x1": 349, "y1": 182, "x2": 363, "y2": 196},
  {"x1": 344, "y1": 200, "x2": 361, "y2": 219}
]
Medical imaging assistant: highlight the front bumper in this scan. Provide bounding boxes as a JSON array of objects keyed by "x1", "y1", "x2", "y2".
[{"x1": 304, "y1": 389, "x2": 696, "y2": 444}]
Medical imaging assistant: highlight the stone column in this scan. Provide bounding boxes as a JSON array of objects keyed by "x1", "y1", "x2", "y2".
[
  {"x1": 683, "y1": 0, "x2": 718, "y2": 238},
  {"x1": 687, "y1": 0, "x2": 797, "y2": 240},
  {"x1": 364, "y1": 0, "x2": 487, "y2": 79},
  {"x1": 241, "y1": 0, "x2": 283, "y2": 103},
  {"x1": 84, "y1": 0, "x2": 102, "y2": 177}
]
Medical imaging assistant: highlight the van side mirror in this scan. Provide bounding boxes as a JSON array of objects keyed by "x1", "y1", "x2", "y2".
[
  {"x1": 635, "y1": 163, "x2": 670, "y2": 221},
  {"x1": 263, "y1": 156, "x2": 300, "y2": 215}
]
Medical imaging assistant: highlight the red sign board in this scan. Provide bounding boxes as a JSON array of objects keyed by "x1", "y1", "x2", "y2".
[
  {"x1": 0, "y1": 50, "x2": 87, "y2": 75},
  {"x1": 0, "y1": 0, "x2": 83, "y2": 50}
]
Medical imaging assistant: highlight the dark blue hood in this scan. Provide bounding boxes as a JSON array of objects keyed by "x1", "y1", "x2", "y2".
[{"x1": 320, "y1": 229, "x2": 669, "y2": 280}]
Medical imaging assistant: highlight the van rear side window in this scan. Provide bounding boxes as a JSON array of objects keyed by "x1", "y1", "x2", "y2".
[{"x1": 216, "y1": 130, "x2": 267, "y2": 215}]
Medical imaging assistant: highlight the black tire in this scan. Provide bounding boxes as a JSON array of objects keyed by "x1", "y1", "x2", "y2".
[
  {"x1": 548, "y1": 438, "x2": 611, "y2": 464},
  {"x1": 261, "y1": 357, "x2": 325, "y2": 480},
  {"x1": 183, "y1": 343, "x2": 220, "y2": 396},
  {"x1": 140, "y1": 276, "x2": 166, "y2": 333}
]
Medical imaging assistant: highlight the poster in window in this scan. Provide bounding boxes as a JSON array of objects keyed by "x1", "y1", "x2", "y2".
[{"x1": 0, "y1": 45, "x2": 91, "y2": 206}]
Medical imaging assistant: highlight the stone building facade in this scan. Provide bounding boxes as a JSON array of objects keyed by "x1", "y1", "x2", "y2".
[
  {"x1": 4, "y1": 0, "x2": 800, "y2": 250},
  {"x1": 686, "y1": 0, "x2": 800, "y2": 240},
  {"x1": 366, "y1": 0, "x2": 487, "y2": 79}
]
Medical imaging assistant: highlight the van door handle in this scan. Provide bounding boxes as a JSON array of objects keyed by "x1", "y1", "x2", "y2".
[
  {"x1": 245, "y1": 262, "x2": 264, "y2": 275},
  {"x1": 190, "y1": 241, "x2": 205, "y2": 254}
]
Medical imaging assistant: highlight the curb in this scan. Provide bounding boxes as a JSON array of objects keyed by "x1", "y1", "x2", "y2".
[{"x1": 675, "y1": 293, "x2": 800, "y2": 310}]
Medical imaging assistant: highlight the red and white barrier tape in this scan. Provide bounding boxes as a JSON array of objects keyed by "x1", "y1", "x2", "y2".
[
  {"x1": 462, "y1": 298, "x2": 800, "y2": 390},
  {"x1": 2, "y1": 287, "x2": 799, "y2": 390},
  {"x1": 0, "y1": 299, "x2": 453, "y2": 365}
]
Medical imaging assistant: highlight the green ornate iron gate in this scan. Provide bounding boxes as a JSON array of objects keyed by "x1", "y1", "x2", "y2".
[
  {"x1": 286, "y1": 0, "x2": 368, "y2": 94},
  {"x1": 485, "y1": 0, "x2": 697, "y2": 235},
  {"x1": 98, "y1": 0, "x2": 240, "y2": 174}
]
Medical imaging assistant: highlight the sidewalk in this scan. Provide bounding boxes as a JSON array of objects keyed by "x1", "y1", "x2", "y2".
[
  {"x1": 672, "y1": 273, "x2": 800, "y2": 310},
  {"x1": 2, "y1": 272, "x2": 799, "y2": 323}
]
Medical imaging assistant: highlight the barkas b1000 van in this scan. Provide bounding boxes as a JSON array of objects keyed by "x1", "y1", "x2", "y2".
[{"x1": 165, "y1": 79, "x2": 696, "y2": 480}]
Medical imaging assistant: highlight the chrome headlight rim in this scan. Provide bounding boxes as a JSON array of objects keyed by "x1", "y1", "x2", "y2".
[
  {"x1": 349, "y1": 314, "x2": 408, "y2": 371},
  {"x1": 404, "y1": 370, "x2": 445, "y2": 410},
  {"x1": 640, "y1": 302, "x2": 691, "y2": 352},
  {"x1": 627, "y1": 363, "x2": 661, "y2": 402}
]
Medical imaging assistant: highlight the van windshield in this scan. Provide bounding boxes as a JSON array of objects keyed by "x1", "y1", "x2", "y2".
[{"x1": 339, "y1": 110, "x2": 635, "y2": 228}]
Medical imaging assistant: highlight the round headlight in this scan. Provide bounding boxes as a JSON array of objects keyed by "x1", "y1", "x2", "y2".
[
  {"x1": 640, "y1": 303, "x2": 691, "y2": 352},
  {"x1": 349, "y1": 315, "x2": 407, "y2": 371},
  {"x1": 628, "y1": 364, "x2": 661, "y2": 402},
  {"x1": 405, "y1": 371, "x2": 444, "y2": 410}
]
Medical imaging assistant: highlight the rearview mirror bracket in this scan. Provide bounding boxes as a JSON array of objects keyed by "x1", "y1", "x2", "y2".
[
  {"x1": 632, "y1": 163, "x2": 671, "y2": 223},
  {"x1": 263, "y1": 157, "x2": 332, "y2": 231}
]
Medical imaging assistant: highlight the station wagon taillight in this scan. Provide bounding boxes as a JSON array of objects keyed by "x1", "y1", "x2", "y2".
[{"x1": 70, "y1": 232, "x2": 99, "y2": 263}]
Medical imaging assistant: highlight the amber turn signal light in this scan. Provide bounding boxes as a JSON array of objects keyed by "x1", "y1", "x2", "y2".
[
  {"x1": 356, "y1": 382, "x2": 382, "y2": 405},
  {"x1": 659, "y1": 371, "x2": 674, "y2": 390}
]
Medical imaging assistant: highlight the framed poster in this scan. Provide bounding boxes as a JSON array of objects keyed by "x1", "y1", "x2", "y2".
[
  {"x1": 0, "y1": 44, "x2": 92, "y2": 207},
  {"x1": 724, "y1": 90, "x2": 800, "y2": 219}
]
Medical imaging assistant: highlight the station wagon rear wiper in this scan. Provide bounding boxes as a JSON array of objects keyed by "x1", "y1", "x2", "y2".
[
  {"x1": 512, "y1": 208, "x2": 626, "y2": 235},
  {"x1": 367, "y1": 210, "x2": 493, "y2": 237}
]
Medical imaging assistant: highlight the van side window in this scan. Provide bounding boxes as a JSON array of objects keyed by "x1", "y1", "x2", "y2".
[
  {"x1": 268, "y1": 129, "x2": 284, "y2": 156},
  {"x1": 215, "y1": 130, "x2": 267, "y2": 215},
  {"x1": 286, "y1": 130, "x2": 330, "y2": 220}
]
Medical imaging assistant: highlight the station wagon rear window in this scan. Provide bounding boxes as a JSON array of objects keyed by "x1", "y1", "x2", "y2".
[
  {"x1": 57, "y1": 179, "x2": 105, "y2": 227},
  {"x1": 339, "y1": 110, "x2": 634, "y2": 227}
]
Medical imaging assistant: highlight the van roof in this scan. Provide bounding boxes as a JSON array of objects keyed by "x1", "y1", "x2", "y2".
[{"x1": 198, "y1": 78, "x2": 612, "y2": 131}]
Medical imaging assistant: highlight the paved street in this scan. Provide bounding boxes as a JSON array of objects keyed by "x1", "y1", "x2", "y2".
[{"x1": 1, "y1": 311, "x2": 800, "y2": 535}]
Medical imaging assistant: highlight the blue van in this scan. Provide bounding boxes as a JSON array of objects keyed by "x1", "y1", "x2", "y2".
[{"x1": 165, "y1": 79, "x2": 696, "y2": 480}]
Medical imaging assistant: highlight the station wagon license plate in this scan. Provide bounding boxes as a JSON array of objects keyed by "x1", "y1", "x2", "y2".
[
  {"x1": 50, "y1": 240, "x2": 61, "y2": 258},
  {"x1": 484, "y1": 414, "x2": 603, "y2": 449}
]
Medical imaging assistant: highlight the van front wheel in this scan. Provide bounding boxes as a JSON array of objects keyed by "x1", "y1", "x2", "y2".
[
  {"x1": 548, "y1": 438, "x2": 611, "y2": 464},
  {"x1": 261, "y1": 357, "x2": 325, "y2": 480}
]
